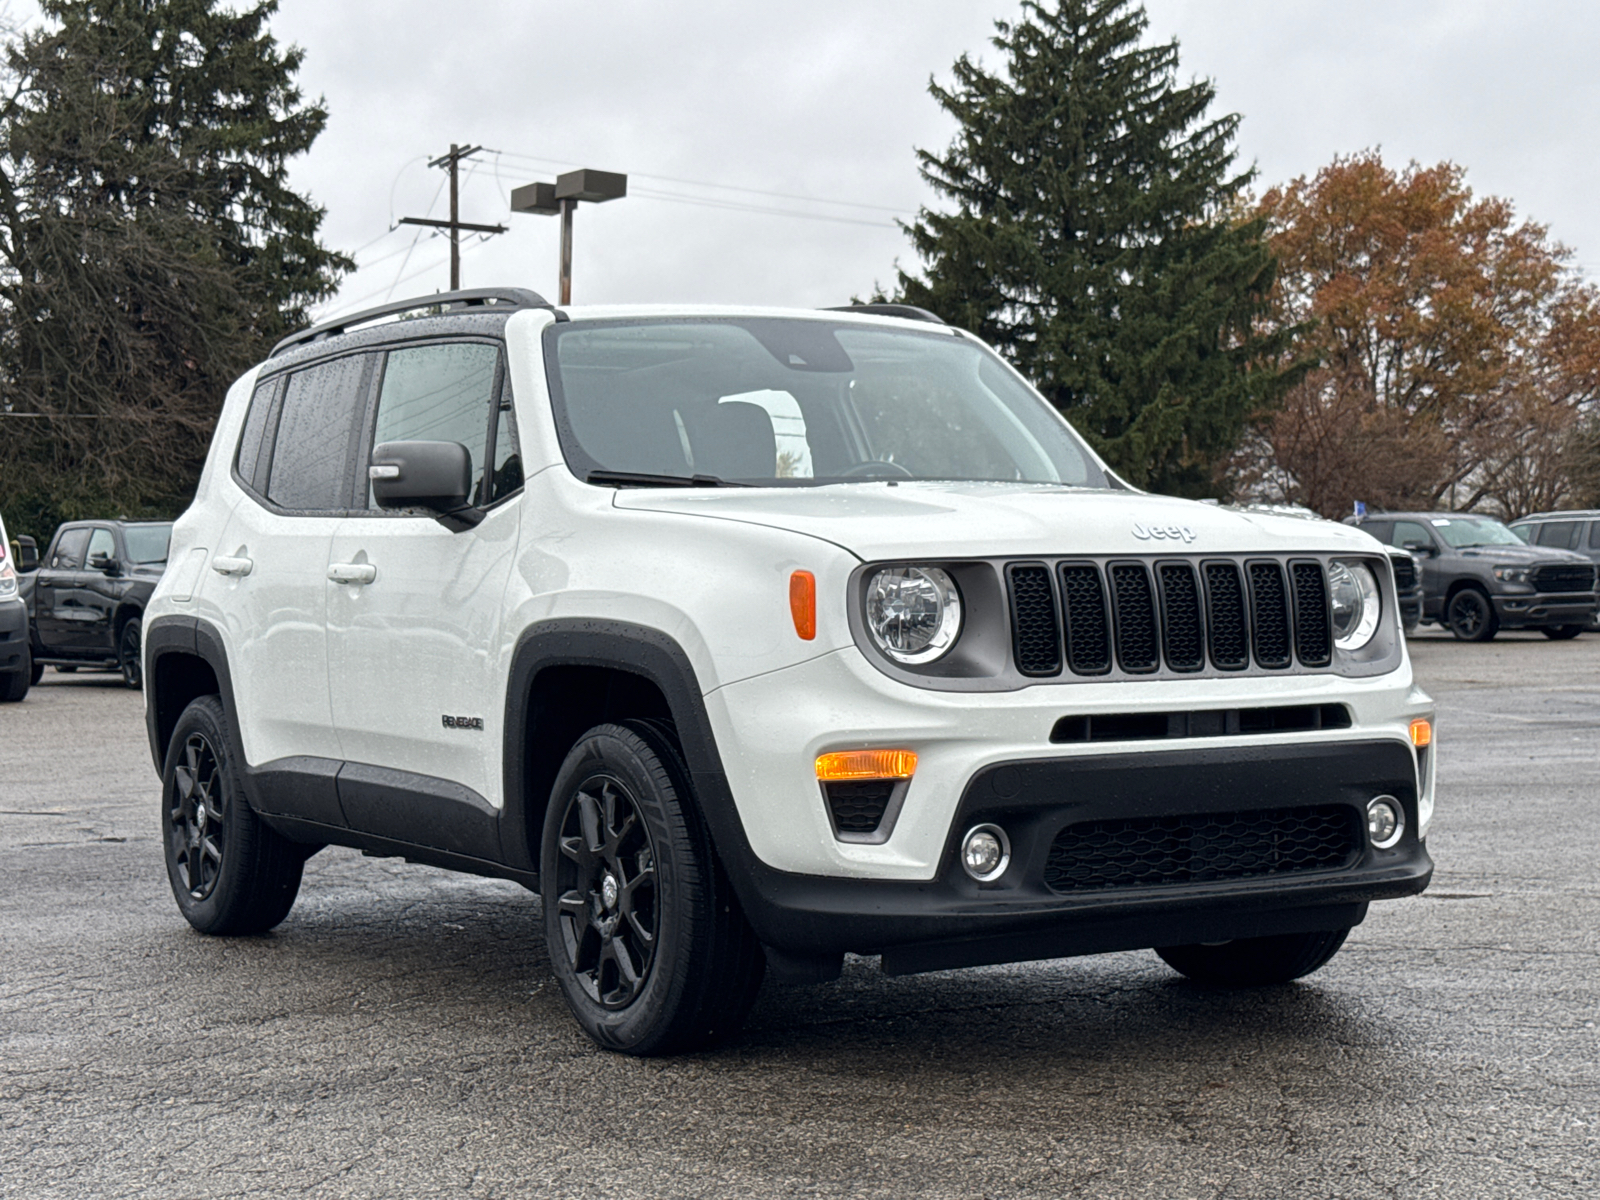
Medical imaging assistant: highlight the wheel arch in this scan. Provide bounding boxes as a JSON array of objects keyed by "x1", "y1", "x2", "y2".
[
  {"x1": 144, "y1": 616, "x2": 243, "y2": 782},
  {"x1": 112, "y1": 601, "x2": 144, "y2": 641},
  {"x1": 501, "y1": 620, "x2": 760, "y2": 886}
]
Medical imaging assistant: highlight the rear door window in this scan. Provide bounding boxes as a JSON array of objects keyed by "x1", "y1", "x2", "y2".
[
  {"x1": 267, "y1": 355, "x2": 374, "y2": 512},
  {"x1": 1536, "y1": 520, "x2": 1580, "y2": 550}
]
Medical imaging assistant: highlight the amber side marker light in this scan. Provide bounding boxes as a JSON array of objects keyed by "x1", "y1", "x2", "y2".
[
  {"x1": 1410, "y1": 718, "x2": 1432, "y2": 748},
  {"x1": 815, "y1": 749, "x2": 918, "y2": 782},
  {"x1": 790, "y1": 570, "x2": 816, "y2": 641}
]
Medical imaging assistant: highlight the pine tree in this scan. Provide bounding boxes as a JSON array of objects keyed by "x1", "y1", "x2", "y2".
[
  {"x1": 0, "y1": 0, "x2": 350, "y2": 538},
  {"x1": 898, "y1": 0, "x2": 1296, "y2": 496}
]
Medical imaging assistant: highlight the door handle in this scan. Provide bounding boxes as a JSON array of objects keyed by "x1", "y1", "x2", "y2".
[
  {"x1": 328, "y1": 562, "x2": 377, "y2": 585},
  {"x1": 212, "y1": 555, "x2": 253, "y2": 577}
]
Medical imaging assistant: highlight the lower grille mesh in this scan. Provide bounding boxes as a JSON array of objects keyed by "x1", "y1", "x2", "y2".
[{"x1": 1043, "y1": 804, "x2": 1362, "y2": 892}]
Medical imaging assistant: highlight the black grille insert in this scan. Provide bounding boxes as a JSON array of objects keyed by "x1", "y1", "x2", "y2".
[
  {"x1": 1043, "y1": 804, "x2": 1363, "y2": 893},
  {"x1": 1059, "y1": 564, "x2": 1111, "y2": 674},
  {"x1": 1203, "y1": 562, "x2": 1250, "y2": 670},
  {"x1": 1109, "y1": 564, "x2": 1159, "y2": 673},
  {"x1": 1157, "y1": 563, "x2": 1205, "y2": 672},
  {"x1": 1248, "y1": 561, "x2": 1292, "y2": 669},
  {"x1": 1391, "y1": 556, "x2": 1417, "y2": 590},
  {"x1": 1007, "y1": 564, "x2": 1061, "y2": 676},
  {"x1": 1290, "y1": 561, "x2": 1332, "y2": 667},
  {"x1": 1531, "y1": 564, "x2": 1596, "y2": 593}
]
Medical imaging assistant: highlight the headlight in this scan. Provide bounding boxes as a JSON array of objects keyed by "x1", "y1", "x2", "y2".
[
  {"x1": 864, "y1": 566, "x2": 962, "y2": 663},
  {"x1": 1328, "y1": 559, "x2": 1381, "y2": 651},
  {"x1": 0, "y1": 560, "x2": 15, "y2": 598},
  {"x1": 1492, "y1": 565, "x2": 1530, "y2": 584}
]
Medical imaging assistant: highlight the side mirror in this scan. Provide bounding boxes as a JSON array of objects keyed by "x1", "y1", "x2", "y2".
[
  {"x1": 369, "y1": 441, "x2": 474, "y2": 514},
  {"x1": 1402, "y1": 541, "x2": 1436, "y2": 558},
  {"x1": 14, "y1": 537, "x2": 38, "y2": 572},
  {"x1": 88, "y1": 552, "x2": 119, "y2": 574}
]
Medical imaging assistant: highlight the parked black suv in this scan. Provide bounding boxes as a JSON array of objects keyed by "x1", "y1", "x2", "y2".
[
  {"x1": 17, "y1": 519, "x2": 172, "y2": 686},
  {"x1": 1347, "y1": 512, "x2": 1597, "y2": 641}
]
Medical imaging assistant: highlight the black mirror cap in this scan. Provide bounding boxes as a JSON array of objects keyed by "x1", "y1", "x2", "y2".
[
  {"x1": 371, "y1": 440, "x2": 474, "y2": 513},
  {"x1": 88, "y1": 552, "x2": 118, "y2": 573}
]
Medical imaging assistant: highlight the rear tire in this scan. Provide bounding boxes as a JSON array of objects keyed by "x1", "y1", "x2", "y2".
[
  {"x1": 161, "y1": 695, "x2": 304, "y2": 934},
  {"x1": 1541, "y1": 624, "x2": 1584, "y2": 640},
  {"x1": 541, "y1": 720, "x2": 764, "y2": 1056},
  {"x1": 1156, "y1": 928, "x2": 1350, "y2": 986},
  {"x1": 1446, "y1": 588, "x2": 1498, "y2": 642}
]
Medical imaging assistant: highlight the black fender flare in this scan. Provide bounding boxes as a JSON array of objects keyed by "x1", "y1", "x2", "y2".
[
  {"x1": 143, "y1": 615, "x2": 245, "y2": 781},
  {"x1": 500, "y1": 619, "x2": 772, "y2": 912}
]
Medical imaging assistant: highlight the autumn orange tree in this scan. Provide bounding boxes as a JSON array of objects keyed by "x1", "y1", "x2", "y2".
[{"x1": 1231, "y1": 152, "x2": 1600, "y2": 518}]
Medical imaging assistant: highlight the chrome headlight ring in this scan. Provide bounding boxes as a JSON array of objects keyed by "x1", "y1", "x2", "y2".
[
  {"x1": 1328, "y1": 559, "x2": 1382, "y2": 652},
  {"x1": 863, "y1": 565, "x2": 963, "y2": 664}
]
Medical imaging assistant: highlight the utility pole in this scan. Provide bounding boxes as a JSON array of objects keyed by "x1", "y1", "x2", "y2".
[
  {"x1": 511, "y1": 168, "x2": 627, "y2": 304},
  {"x1": 399, "y1": 144, "x2": 508, "y2": 291}
]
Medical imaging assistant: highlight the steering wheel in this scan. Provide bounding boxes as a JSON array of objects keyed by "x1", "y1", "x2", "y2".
[{"x1": 840, "y1": 459, "x2": 914, "y2": 480}]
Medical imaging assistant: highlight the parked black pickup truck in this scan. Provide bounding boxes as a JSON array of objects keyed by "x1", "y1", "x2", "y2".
[
  {"x1": 1346, "y1": 511, "x2": 1598, "y2": 641},
  {"x1": 17, "y1": 520, "x2": 172, "y2": 687}
]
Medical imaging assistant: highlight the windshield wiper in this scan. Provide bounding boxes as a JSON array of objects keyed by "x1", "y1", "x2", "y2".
[{"x1": 585, "y1": 469, "x2": 749, "y2": 489}]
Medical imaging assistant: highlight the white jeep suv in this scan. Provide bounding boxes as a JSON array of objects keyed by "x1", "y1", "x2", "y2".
[{"x1": 143, "y1": 290, "x2": 1435, "y2": 1054}]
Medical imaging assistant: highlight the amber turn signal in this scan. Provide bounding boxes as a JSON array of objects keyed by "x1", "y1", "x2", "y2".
[
  {"x1": 815, "y1": 749, "x2": 918, "y2": 782},
  {"x1": 790, "y1": 570, "x2": 816, "y2": 641},
  {"x1": 1409, "y1": 718, "x2": 1432, "y2": 747}
]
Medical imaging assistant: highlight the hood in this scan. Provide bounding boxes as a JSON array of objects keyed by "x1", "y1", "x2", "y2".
[
  {"x1": 614, "y1": 482, "x2": 1383, "y2": 560},
  {"x1": 1452, "y1": 543, "x2": 1589, "y2": 565}
]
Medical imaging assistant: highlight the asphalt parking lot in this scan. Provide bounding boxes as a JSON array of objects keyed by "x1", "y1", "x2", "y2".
[{"x1": 2, "y1": 633, "x2": 1597, "y2": 1199}]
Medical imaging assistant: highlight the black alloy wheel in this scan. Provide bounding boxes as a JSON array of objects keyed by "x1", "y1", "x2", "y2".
[
  {"x1": 553, "y1": 772, "x2": 660, "y2": 1009},
  {"x1": 1541, "y1": 625, "x2": 1585, "y2": 640},
  {"x1": 540, "y1": 722, "x2": 765, "y2": 1055},
  {"x1": 1446, "y1": 588, "x2": 1498, "y2": 642},
  {"x1": 169, "y1": 730, "x2": 226, "y2": 901},
  {"x1": 161, "y1": 695, "x2": 305, "y2": 934},
  {"x1": 119, "y1": 618, "x2": 143, "y2": 689}
]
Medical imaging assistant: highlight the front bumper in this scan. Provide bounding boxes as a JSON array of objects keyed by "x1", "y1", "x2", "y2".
[
  {"x1": 1492, "y1": 592, "x2": 1597, "y2": 628},
  {"x1": 718, "y1": 738, "x2": 1431, "y2": 975},
  {"x1": 0, "y1": 597, "x2": 27, "y2": 673}
]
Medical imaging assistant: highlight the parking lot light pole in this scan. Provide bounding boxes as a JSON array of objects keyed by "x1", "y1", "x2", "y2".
[{"x1": 510, "y1": 168, "x2": 627, "y2": 304}]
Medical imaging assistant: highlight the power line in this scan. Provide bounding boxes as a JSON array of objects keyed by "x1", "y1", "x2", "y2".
[{"x1": 490, "y1": 148, "x2": 911, "y2": 215}]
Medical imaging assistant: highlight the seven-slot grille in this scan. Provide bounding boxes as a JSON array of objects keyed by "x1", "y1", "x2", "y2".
[
  {"x1": 1006, "y1": 557, "x2": 1339, "y2": 679},
  {"x1": 1530, "y1": 563, "x2": 1597, "y2": 593}
]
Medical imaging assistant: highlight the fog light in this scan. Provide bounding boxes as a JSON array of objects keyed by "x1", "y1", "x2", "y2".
[
  {"x1": 1367, "y1": 795, "x2": 1404, "y2": 849},
  {"x1": 960, "y1": 824, "x2": 1010, "y2": 882}
]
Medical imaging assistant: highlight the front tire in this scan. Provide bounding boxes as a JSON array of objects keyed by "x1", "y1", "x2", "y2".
[
  {"x1": 0, "y1": 645, "x2": 29, "y2": 702},
  {"x1": 1446, "y1": 588, "x2": 1498, "y2": 642},
  {"x1": 1541, "y1": 624, "x2": 1584, "y2": 640},
  {"x1": 541, "y1": 721, "x2": 764, "y2": 1056},
  {"x1": 119, "y1": 617, "x2": 143, "y2": 688},
  {"x1": 1156, "y1": 928, "x2": 1350, "y2": 986},
  {"x1": 161, "y1": 695, "x2": 304, "y2": 934}
]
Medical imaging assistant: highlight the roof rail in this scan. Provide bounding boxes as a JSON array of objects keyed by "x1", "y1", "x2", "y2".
[
  {"x1": 822, "y1": 303, "x2": 946, "y2": 325},
  {"x1": 270, "y1": 287, "x2": 554, "y2": 357}
]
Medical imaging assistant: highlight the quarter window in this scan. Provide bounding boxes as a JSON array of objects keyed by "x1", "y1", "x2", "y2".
[
  {"x1": 268, "y1": 355, "x2": 373, "y2": 511},
  {"x1": 235, "y1": 378, "x2": 280, "y2": 490},
  {"x1": 368, "y1": 342, "x2": 501, "y2": 508}
]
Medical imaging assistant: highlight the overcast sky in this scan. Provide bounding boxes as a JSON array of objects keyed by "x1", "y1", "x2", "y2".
[{"x1": 21, "y1": 1, "x2": 1600, "y2": 318}]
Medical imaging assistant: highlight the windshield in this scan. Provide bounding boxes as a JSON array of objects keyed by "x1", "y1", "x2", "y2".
[
  {"x1": 543, "y1": 319, "x2": 1107, "y2": 487},
  {"x1": 1431, "y1": 516, "x2": 1525, "y2": 548},
  {"x1": 123, "y1": 524, "x2": 172, "y2": 564}
]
